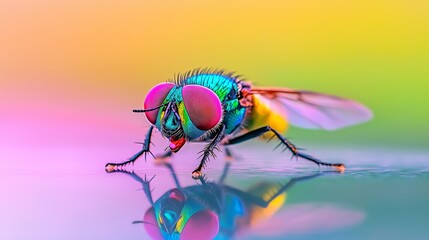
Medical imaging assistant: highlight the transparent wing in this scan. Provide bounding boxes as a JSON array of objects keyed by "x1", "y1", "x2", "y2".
[{"x1": 251, "y1": 87, "x2": 373, "y2": 130}]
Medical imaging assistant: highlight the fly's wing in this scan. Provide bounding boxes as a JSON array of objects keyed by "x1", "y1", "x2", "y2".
[
  {"x1": 251, "y1": 87, "x2": 373, "y2": 130},
  {"x1": 240, "y1": 203, "x2": 365, "y2": 237}
]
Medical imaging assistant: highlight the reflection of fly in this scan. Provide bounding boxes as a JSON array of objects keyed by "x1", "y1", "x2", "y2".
[
  {"x1": 109, "y1": 164, "x2": 363, "y2": 239},
  {"x1": 106, "y1": 69, "x2": 372, "y2": 177}
]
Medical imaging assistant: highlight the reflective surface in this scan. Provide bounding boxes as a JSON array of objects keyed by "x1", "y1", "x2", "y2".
[
  {"x1": 1, "y1": 144, "x2": 429, "y2": 239},
  {"x1": 2, "y1": 1, "x2": 429, "y2": 239}
]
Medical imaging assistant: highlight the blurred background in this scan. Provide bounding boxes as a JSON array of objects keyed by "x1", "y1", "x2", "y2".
[
  {"x1": 1, "y1": 0, "x2": 428, "y2": 152},
  {"x1": 1, "y1": 1, "x2": 429, "y2": 240}
]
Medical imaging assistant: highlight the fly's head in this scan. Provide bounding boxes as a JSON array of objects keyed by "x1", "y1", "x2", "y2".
[
  {"x1": 143, "y1": 188, "x2": 219, "y2": 240},
  {"x1": 143, "y1": 83, "x2": 223, "y2": 153}
]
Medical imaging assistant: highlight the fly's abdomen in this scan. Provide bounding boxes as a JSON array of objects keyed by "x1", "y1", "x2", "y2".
[
  {"x1": 246, "y1": 182, "x2": 287, "y2": 227},
  {"x1": 244, "y1": 95, "x2": 289, "y2": 137}
]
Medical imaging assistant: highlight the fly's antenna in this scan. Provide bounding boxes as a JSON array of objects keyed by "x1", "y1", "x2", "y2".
[{"x1": 133, "y1": 103, "x2": 167, "y2": 113}]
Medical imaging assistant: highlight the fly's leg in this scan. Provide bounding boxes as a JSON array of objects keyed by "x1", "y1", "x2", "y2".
[
  {"x1": 106, "y1": 169, "x2": 156, "y2": 205},
  {"x1": 105, "y1": 126, "x2": 156, "y2": 172},
  {"x1": 254, "y1": 173, "x2": 321, "y2": 207},
  {"x1": 192, "y1": 125, "x2": 226, "y2": 179},
  {"x1": 224, "y1": 126, "x2": 346, "y2": 171},
  {"x1": 224, "y1": 173, "x2": 321, "y2": 208},
  {"x1": 163, "y1": 162, "x2": 182, "y2": 189},
  {"x1": 217, "y1": 161, "x2": 231, "y2": 184},
  {"x1": 215, "y1": 147, "x2": 237, "y2": 183},
  {"x1": 224, "y1": 147, "x2": 234, "y2": 162},
  {"x1": 154, "y1": 149, "x2": 173, "y2": 164}
]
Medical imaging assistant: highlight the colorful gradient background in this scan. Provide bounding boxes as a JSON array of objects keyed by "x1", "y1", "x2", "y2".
[
  {"x1": 1, "y1": 0, "x2": 428, "y2": 155},
  {"x1": 1, "y1": 1, "x2": 429, "y2": 239}
]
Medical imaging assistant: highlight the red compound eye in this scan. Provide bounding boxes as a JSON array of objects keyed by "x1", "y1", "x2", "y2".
[
  {"x1": 180, "y1": 210, "x2": 219, "y2": 240},
  {"x1": 182, "y1": 85, "x2": 222, "y2": 130},
  {"x1": 143, "y1": 207, "x2": 163, "y2": 240},
  {"x1": 144, "y1": 83, "x2": 175, "y2": 124}
]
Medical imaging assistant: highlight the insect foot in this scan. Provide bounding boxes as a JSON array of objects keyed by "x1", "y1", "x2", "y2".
[
  {"x1": 192, "y1": 170, "x2": 203, "y2": 179},
  {"x1": 334, "y1": 164, "x2": 346, "y2": 173},
  {"x1": 105, "y1": 163, "x2": 118, "y2": 173}
]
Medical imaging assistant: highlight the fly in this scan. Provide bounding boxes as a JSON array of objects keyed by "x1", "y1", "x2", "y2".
[
  {"x1": 108, "y1": 162, "x2": 363, "y2": 239},
  {"x1": 105, "y1": 68, "x2": 372, "y2": 177}
]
